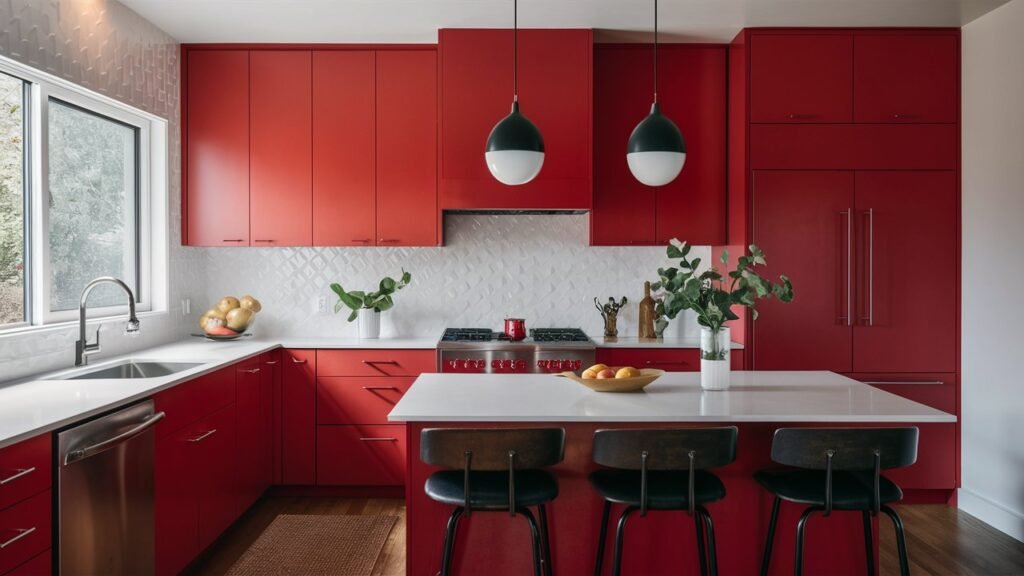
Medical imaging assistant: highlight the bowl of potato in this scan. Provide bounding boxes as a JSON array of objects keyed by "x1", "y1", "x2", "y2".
[
  {"x1": 558, "y1": 363, "x2": 664, "y2": 393},
  {"x1": 197, "y1": 295, "x2": 262, "y2": 340}
]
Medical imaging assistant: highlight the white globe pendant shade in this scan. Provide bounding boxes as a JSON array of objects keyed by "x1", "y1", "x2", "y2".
[
  {"x1": 627, "y1": 103, "x2": 687, "y2": 187},
  {"x1": 485, "y1": 101, "x2": 545, "y2": 186},
  {"x1": 627, "y1": 150, "x2": 686, "y2": 187},
  {"x1": 485, "y1": 150, "x2": 545, "y2": 186}
]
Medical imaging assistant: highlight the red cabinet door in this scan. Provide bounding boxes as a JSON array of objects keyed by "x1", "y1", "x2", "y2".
[
  {"x1": 316, "y1": 425, "x2": 407, "y2": 486},
  {"x1": 750, "y1": 34, "x2": 853, "y2": 123},
  {"x1": 155, "y1": 425, "x2": 199, "y2": 576},
  {"x1": 312, "y1": 50, "x2": 377, "y2": 246},
  {"x1": 196, "y1": 405, "x2": 238, "y2": 551},
  {"x1": 853, "y1": 171, "x2": 958, "y2": 373},
  {"x1": 654, "y1": 46, "x2": 727, "y2": 246},
  {"x1": 317, "y1": 376, "x2": 413, "y2": 425},
  {"x1": 250, "y1": 50, "x2": 312, "y2": 246},
  {"x1": 234, "y1": 358, "x2": 263, "y2": 514},
  {"x1": 259, "y1": 351, "x2": 278, "y2": 489},
  {"x1": 752, "y1": 171, "x2": 855, "y2": 371},
  {"x1": 0, "y1": 490, "x2": 50, "y2": 576},
  {"x1": 439, "y1": 29, "x2": 592, "y2": 210},
  {"x1": 263, "y1": 351, "x2": 284, "y2": 485},
  {"x1": 376, "y1": 50, "x2": 438, "y2": 246},
  {"x1": 0, "y1": 434, "x2": 50, "y2": 512},
  {"x1": 186, "y1": 50, "x2": 250, "y2": 246},
  {"x1": 282, "y1": 349, "x2": 317, "y2": 484},
  {"x1": 853, "y1": 34, "x2": 958, "y2": 123}
]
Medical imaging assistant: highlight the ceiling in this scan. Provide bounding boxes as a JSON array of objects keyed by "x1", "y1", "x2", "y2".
[{"x1": 118, "y1": 0, "x2": 1010, "y2": 44}]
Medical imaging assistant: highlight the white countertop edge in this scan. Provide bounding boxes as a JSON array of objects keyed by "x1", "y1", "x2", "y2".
[{"x1": 593, "y1": 337, "x2": 745, "y2": 350}]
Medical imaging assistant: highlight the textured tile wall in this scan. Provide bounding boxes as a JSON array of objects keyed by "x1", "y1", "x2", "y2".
[
  {"x1": 203, "y1": 214, "x2": 706, "y2": 340},
  {"x1": 0, "y1": 0, "x2": 205, "y2": 381}
]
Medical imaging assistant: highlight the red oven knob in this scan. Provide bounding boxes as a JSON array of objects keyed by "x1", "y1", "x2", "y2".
[{"x1": 571, "y1": 360, "x2": 582, "y2": 371}]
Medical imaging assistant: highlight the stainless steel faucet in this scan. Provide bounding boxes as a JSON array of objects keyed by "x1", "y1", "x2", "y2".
[{"x1": 76, "y1": 277, "x2": 141, "y2": 366}]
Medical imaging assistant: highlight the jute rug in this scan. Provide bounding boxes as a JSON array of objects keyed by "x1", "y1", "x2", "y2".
[{"x1": 225, "y1": 514, "x2": 399, "y2": 576}]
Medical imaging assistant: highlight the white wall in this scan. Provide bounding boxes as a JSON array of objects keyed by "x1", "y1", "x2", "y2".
[
  {"x1": 0, "y1": 0, "x2": 203, "y2": 382},
  {"x1": 960, "y1": 0, "x2": 1024, "y2": 542}
]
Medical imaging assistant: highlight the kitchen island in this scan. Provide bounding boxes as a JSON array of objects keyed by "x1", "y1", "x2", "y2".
[{"x1": 390, "y1": 371, "x2": 956, "y2": 576}]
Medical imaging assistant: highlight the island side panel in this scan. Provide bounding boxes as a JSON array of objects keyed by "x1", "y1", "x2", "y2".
[{"x1": 406, "y1": 422, "x2": 872, "y2": 576}]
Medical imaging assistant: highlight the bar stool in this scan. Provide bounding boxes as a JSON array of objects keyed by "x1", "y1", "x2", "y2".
[
  {"x1": 755, "y1": 427, "x2": 919, "y2": 576},
  {"x1": 420, "y1": 427, "x2": 566, "y2": 576},
  {"x1": 589, "y1": 427, "x2": 739, "y2": 576}
]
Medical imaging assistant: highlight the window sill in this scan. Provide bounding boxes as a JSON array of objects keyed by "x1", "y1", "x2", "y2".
[{"x1": 0, "y1": 310, "x2": 170, "y2": 341}]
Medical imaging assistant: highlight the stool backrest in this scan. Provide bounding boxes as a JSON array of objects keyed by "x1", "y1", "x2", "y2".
[
  {"x1": 592, "y1": 427, "x2": 738, "y2": 516},
  {"x1": 769, "y1": 427, "x2": 919, "y2": 515},
  {"x1": 420, "y1": 428, "x2": 566, "y2": 470}
]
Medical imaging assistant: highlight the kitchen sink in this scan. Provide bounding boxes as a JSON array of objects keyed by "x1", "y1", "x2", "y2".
[{"x1": 63, "y1": 360, "x2": 204, "y2": 380}]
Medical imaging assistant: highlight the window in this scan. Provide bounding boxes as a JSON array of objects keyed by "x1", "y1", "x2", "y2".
[{"x1": 0, "y1": 55, "x2": 167, "y2": 331}]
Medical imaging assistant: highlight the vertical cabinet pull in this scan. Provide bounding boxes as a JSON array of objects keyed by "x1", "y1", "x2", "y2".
[
  {"x1": 861, "y1": 209, "x2": 874, "y2": 326},
  {"x1": 839, "y1": 209, "x2": 852, "y2": 326}
]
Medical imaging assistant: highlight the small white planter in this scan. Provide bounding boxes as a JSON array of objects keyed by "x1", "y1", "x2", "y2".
[
  {"x1": 700, "y1": 326, "x2": 731, "y2": 391},
  {"x1": 357, "y1": 308, "x2": 381, "y2": 339}
]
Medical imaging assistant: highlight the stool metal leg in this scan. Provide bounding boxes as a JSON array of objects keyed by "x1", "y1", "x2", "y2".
[
  {"x1": 695, "y1": 509, "x2": 708, "y2": 576},
  {"x1": 440, "y1": 507, "x2": 465, "y2": 576},
  {"x1": 594, "y1": 501, "x2": 612, "y2": 576},
  {"x1": 862, "y1": 511, "x2": 875, "y2": 576},
  {"x1": 761, "y1": 496, "x2": 781, "y2": 576},
  {"x1": 881, "y1": 505, "x2": 911, "y2": 576},
  {"x1": 794, "y1": 506, "x2": 821, "y2": 576},
  {"x1": 518, "y1": 507, "x2": 545, "y2": 576},
  {"x1": 539, "y1": 504, "x2": 554, "y2": 576},
  {"x1": 698, "y1": 506, "x2": 719, "y2": 576},
  {"x1": 612, "y1": 505, "x2": 639, "y2": 576}
]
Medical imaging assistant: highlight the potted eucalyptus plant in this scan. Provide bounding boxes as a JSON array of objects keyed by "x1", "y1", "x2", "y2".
[
  {"x1": 330, "y1": 270, "x2": 412, "y2": 339},
  {"x1": 653, "y1": 240, "x2": 793, "y2": 390}
]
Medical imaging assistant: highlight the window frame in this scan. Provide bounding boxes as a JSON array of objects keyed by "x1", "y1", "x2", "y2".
[{"x1": 0, "y1": 54, "x2": 168, "y2": 332}]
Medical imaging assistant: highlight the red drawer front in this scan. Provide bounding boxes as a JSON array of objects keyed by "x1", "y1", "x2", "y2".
[
  {"x1": 0, "y1": 435, "x2": 50, "y2": 513},
  {"x1": 883, "y1": 423, "x2": 956, "y2": 490},
  {"x1": 598, "y1": 348, "x2": 700, "y2": 371},
  {"x1": 317, "y1": 377, "x2": 412, "y2": 425},
  {"x1": 750, "y1": 124, "x2": 958, "y2": 170},
  {"x1": 850, "y1": 374, "x2": 957, "y2": 414},
  {"x1": 0, "y1": 490, "x2": 51, "y2": 576},
  {"x1": 316, "y1": 425, "x2": 406, "y2": 486},
  {"x1": 316, "y1": 350, "x2": 435, "y2": 377},
  {"x1": 153, "y1": 366, "x2": 236, "y2": 438},
  {"x1": 5, "y1": 549, "x2": 49, "y2": 576}
]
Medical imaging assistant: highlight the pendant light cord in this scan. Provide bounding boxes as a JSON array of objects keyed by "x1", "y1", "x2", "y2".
[
  {"x1": 513, "y1": 0, "x2": 519, "y2": 102},
  {"x1": 653, "y1": 0, "x2": 658, "y2": 103}
]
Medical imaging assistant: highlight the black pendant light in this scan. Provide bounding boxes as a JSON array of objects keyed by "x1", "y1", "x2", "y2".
[
  {"x1": 627, "y1": 0, "x2": 686, "y2": 187},
  {"x1": 485, "y1": 0, "x2": 545, "y2": 186}
]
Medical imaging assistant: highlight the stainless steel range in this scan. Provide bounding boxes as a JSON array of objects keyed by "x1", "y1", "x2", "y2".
[{"x1": 438, "y1": 328, "x2": 596, "y2": 374}]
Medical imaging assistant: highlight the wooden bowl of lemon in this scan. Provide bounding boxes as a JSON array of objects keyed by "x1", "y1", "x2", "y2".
[{"x1": 559, "y1": 363, "x2": 665, "y2": 393}]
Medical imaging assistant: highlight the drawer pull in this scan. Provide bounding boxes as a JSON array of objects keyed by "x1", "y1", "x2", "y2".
[
  {"x1": 863, "y1": 380, "x2": 944, "y2": 386},
  {"x1": 0, "y1": 467, "x2": 35, "y2": 486},
  {"x1": 360, "y1": 437, "x2": 398, "y2": 442},
  {"x1": 222, "y1": 239, "x2": 245, "y2": 243},
  {"x1": 187, "y1": 429, "x2": 217, "y2": 443},
  {"x1": 363, "y1": 386, "x2": 400, "y2": 391},
  {"x1": 239, "y1": 368, "x2": 261, "y2": 374},
  {"x1": 291, "y1": 358, "x2": 308, "y2": 364},
  {"x1": 0, "y1": 527, "x2": 35, "y2": 549},
  {"x1": 378, "y1": 239, "x2": 400, "y2": 244},
  {"x1": 264, "y1": 360, "x2": 278, "y2": 365},
  {"x1": 362, "y1": 360, "x2": 399, "y2": 364},
  {"x1": 645, "y1": 360, "x2": 689, "y2": 366}
]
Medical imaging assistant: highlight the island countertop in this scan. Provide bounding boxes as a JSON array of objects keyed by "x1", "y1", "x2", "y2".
[{"x1": 388, "y1": 371, "x2": 956, "y2": 423}]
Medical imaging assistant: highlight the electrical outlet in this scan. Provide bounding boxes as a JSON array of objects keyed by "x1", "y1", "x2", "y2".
[
  {"x1": 181, "y1": 298, "x2": 191, "y2": 316},
  {"x1": 316, "y1": 296, "x2": 327, "y2": 314}
]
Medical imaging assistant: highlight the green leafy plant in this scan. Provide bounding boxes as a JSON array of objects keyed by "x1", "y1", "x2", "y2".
[
  {"x1": 652, "y1": 239, "x2": 793, "y2": 359},
  {"x1": 330, "y1": 270, "x2": 412, "y2": 322}
]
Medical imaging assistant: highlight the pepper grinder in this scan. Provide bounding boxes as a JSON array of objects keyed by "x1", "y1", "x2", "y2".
[{"x1": 638, "y1": 281, "x2": 656, "y2": 339}]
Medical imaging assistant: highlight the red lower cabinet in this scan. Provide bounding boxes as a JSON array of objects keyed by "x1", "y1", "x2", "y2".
[
  {"x1": 282, "y1": 350, "x2": 317, "y2": 485},
  {"x1": 0, "y1": 490, "x2": 50, "y2": 576},
  {"x1": 317, "y1": 377, "x2": 413, "y2": 425},
  {"x1": 196, "y1": 407, "x2": 239, "y2": 551},
  {"x1": 0, "y1": 435, "x2": 50, "y2": 514},
  {"x1": 596, "y1": 348, "x2": 745, "y2": 371},
  {"x1": 5, "y1": 550, "x2": 49, "y2": 576},
  {"x1": 155, "y1": 425, "x2": 200, "y2": 576},
  {"x1": 317, "y1": 426, "x2": 407, "y2": 486}
]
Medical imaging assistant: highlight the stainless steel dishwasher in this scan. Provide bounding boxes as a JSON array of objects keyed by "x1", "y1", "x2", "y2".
[{"x1": 58, "y1": 400, "x2": 165, "y2": 575}]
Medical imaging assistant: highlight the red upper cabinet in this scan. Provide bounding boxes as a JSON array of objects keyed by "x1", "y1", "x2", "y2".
[
  {"x1": 750, "y1": 34, "x2": 853, "y2": 123},
  {"x1": 250, "y1": 50, "x2": 313, "y2": 246},
  {"x1": 853, "y1": 34, "x2": 958, "y2": 123},
  {"x1": 185, "y1": 50, "x2": 250, "y2": 246},
  {"x1": 312, "y1": 50, "x2": 377, "y2": 246},
  {"x1": 853, "y1": 171, "x2": 958, "y2": 373},
  {"x1": 439, "y1": 29, "x2": 592, "y2": 211},
  {"x1": 591, "y1": 45, "x2": 725, "y2": 246},
  {"x1": 376, "y1": 50, "x2": 438, "y2": 246}
]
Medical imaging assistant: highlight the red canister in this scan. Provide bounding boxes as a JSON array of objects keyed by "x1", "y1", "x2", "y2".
[{"x1": 504, "y1": 318, "x2": 527, "y2": 341}]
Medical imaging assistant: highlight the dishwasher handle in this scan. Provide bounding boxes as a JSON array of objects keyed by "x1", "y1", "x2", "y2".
[{"x1": 63, "y1": 411, "x2": 166, "y2": 466}]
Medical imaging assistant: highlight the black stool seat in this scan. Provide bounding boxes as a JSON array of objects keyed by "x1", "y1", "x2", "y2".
[
  {"x1": 426, "y1": 469, "x2": 559, "y2": 509},
  {"x1": 590, "y1": 469, "x2": 726, "y2": 510},
  {"x1": 755, "y1": 469, "x2": 903, "y2": 510}
]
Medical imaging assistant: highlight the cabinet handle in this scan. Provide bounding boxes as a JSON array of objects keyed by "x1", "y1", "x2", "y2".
[
  {"x1": 863, "y1": 380, "x2": 944, "y2": 386},
  {"x1": 352, "y1": 239, "x2": 372, "y2": 244},
  {"x1": 363, "y1": 360, "x2": 399, "y2": 364},
  {"x1": 187, "y1": 429, "x2": 217, "y2": 443},
  {"x1": 222, "y1": 239, "x2": 245, "y2": 243},
  {"x1": 379, "y1": 239, "x2": 400, "y2": 244},
  {"x1": 861, "y1": 209, "x2": 875, "y2": 326},
  {"x1": 359, "y1": 437, "x2": 398, "y2": 442},
  {"x1": 363, "y1": 386, "x2": 400, "y2": 391},
  {"x1": 839, "y1": 209, "x2": 852, "y2": 326},
  {"x1": 264, "y1": 360, "x2": 278, "y2": 365},
  {"x1": 645, "y1": 360, "x2": 689, "y2": 366},
  {"x1": 240, "y1": 368, "x2": 261, "y2": 374},
  {"x1": 787, "y1": 113, "x2": 819, "y2": 120},
  {"x1": 0, "y1": 467, "x2": 35, "y2": 485},
  {"x1": 254, "y1": 239, "x2": 275, "y2": 243},
  {"x1": 291, "y1": 358, "x2": 308, "y2": 364},
  {"x1": 0, "y1": 527, "x2": 35, "y2": 549}
]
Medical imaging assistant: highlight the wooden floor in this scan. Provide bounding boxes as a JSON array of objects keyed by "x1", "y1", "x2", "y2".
[{"x1": 189, "y1": 497, "x2": 1024, "y2": 576}]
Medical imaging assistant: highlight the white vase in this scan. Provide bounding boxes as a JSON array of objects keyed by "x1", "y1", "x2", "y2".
[
  {"x1": 700, "y1": 326, "x2": 731, "y2": 391},
  {"x1": 358, "y1": 309, "x2": 381, "y2": 339}
]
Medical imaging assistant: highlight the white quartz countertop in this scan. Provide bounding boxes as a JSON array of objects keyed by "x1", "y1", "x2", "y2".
[
  {"x1": 593, "y1": 336, "x2": 744, "y2": 349},
  {"x1": 388, "y1": 371, "x2": 957, "y2": 424},
  {"x1": 0, "y1": 335, "x2": 438, "y2": 449}
]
